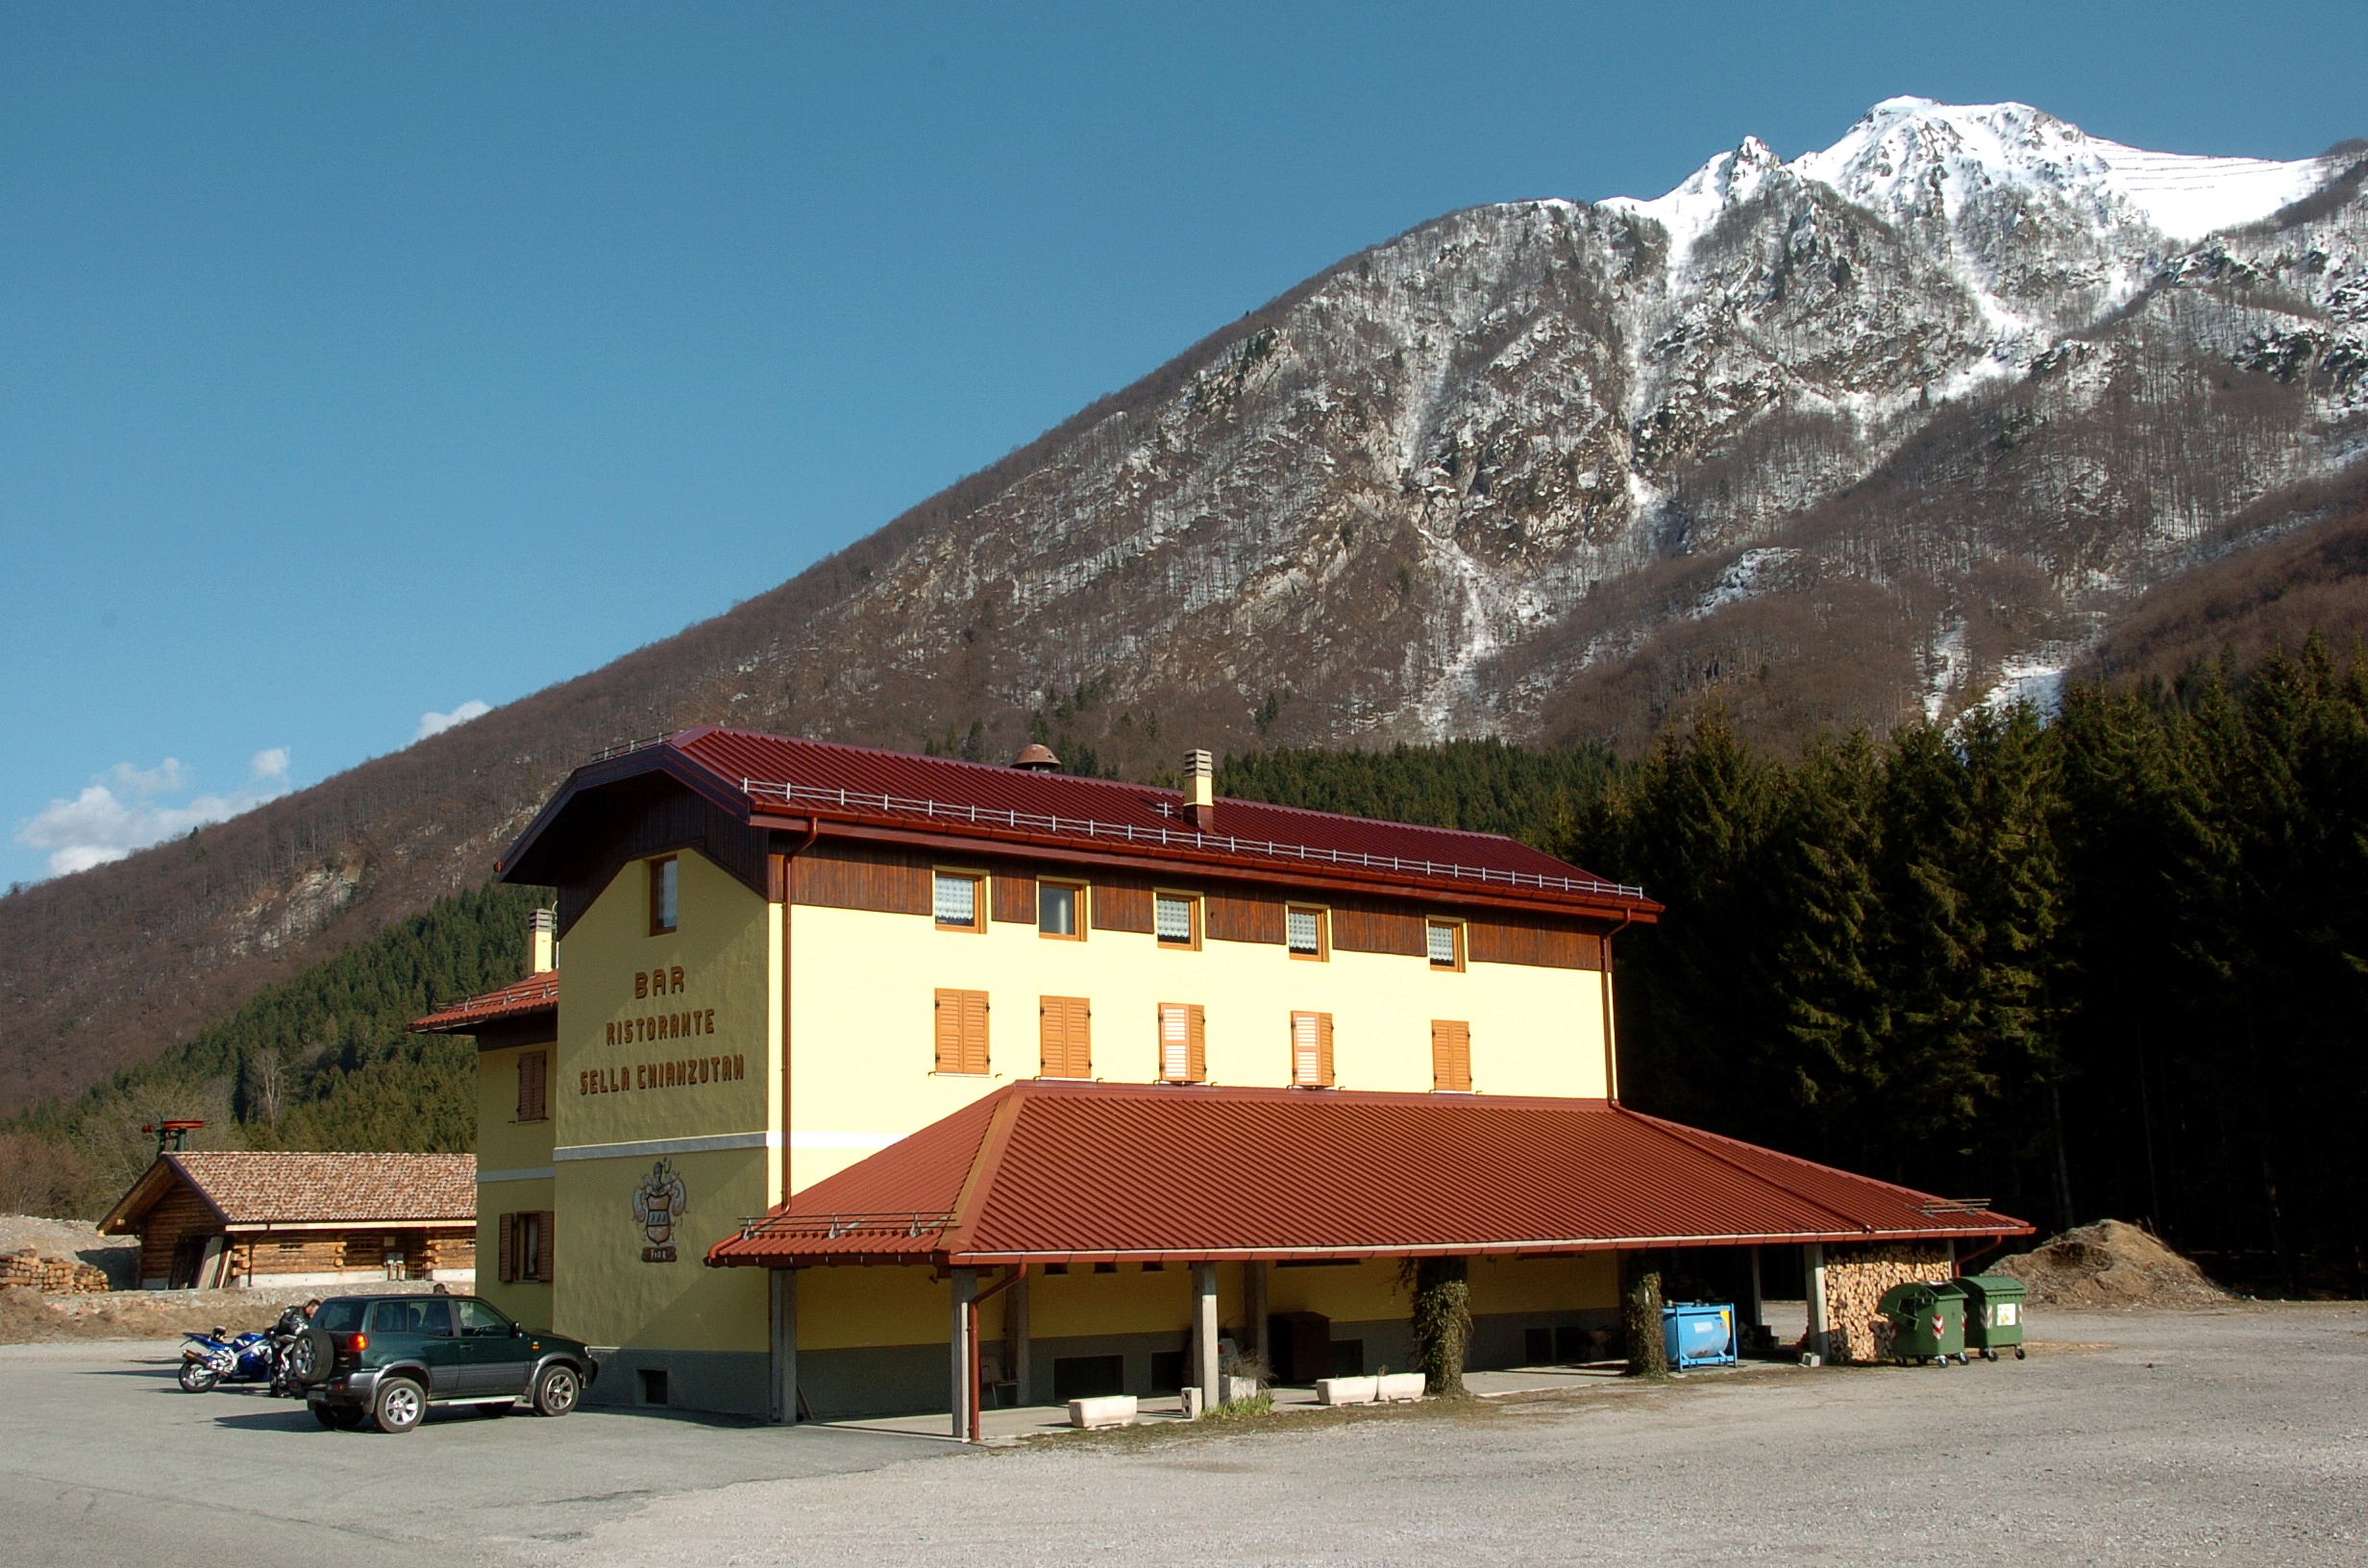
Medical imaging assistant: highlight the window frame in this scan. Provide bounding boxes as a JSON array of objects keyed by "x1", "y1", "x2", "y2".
[
  {"x1": 932, "y1": 869, "x2": 987, "y2": 934},
  {"x1": 1036, "y1": 878, "x2": 1089, "y2": 942},
  {"x1": 1425, "y1": 919, "x2": 1467, "y2": 972},
  {"x1": 648, "y1": 855, "x2": 679, "y2": 936},
  {"x1": 1285, "y1": 903, "x2": 1330, "y2": 962},
  {"x1": 1153, "y1": 890, "x2": 1203, "y2": 950}
]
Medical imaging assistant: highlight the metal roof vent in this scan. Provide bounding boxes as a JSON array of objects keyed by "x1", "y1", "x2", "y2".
[{"x1": 1013, "y1": 744, "x2": 1062, "y2": 772}]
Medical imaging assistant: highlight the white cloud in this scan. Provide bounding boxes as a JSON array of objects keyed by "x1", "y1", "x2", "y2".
[
  {"x1": 414, "y1": 699, "x2": 492, "y2": 742},
  {"x1": 16, "y1": 749, "x2": 297, "y2": 878}
]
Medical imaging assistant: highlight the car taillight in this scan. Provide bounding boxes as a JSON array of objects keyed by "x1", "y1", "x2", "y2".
[{"x1": 341, "y1": 1333, "x2": 366, "y2": 1354}]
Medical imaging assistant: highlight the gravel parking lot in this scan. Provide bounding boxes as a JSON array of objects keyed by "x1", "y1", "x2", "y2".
[{"x1": 3, "y1": 1303, "x2": 2361, "y2": 1567}]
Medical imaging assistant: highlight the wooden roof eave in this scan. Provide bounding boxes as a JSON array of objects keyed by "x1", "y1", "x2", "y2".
[
  {"x1": 755, "y1": 812, "x2": 1663, "y2": 926},
  {"x1": 98, "y1": 1155, "x2": 231, "y2": 1236},
  {"x1": 497, "y1": 730, "x2": 754, "y2": 888}
]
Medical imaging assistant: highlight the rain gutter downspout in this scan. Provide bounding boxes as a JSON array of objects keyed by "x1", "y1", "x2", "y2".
[{"x1": 1600, "y1": 906, "x2": 1636, "y2": 1103}]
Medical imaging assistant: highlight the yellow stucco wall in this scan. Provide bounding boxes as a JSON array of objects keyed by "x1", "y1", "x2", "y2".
[
  {"x1": 541, "y1": 847, "x2": 782, "y2": 1352},
  {"x1": 785, "y1": 895, "x2": 1608, "y2": 1190},
  {"x1": 474, "y1": 1039, "x2": 555, "y2": 1326}
]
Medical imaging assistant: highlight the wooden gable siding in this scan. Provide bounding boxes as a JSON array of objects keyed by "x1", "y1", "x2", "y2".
[
  {"x1": 136, "y1": 1183, "x2": 220, "y2": 1284},
  {"x1": 1090, "y1": 877, "x2": 1152, "y2": 934},
  {"x1": 554, "y1": 776, "x2": 771, "y2": 936},
  {"x1": 1468, "y1": 917, "x2": 1603, "y2": 970},
  {"x1": 1331, "y1": 903, "x2": 1427, "y2": 957},
  {"x1": 991, "y1": 870, "x2": 1035, "y2": 924},
  {"x1": 1206, "y1": 890, "x2": 1286, "y2": 944},
  {"x1": 793, "y1": 841, "x2": 931, "y2": 916}
]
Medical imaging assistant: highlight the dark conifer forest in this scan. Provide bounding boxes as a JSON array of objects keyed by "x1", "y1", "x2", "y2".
[{"x1": 10, "y1": 649, "x2": 2365, "y2": 1292}]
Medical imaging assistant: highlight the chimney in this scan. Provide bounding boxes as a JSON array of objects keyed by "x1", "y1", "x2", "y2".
[
  {"x1": 1012, "y1": 743, "x2": 1062, "y2": 772},
  {"x1": 1184, "y1": 749, "x2": 1216, "y2": 832},
  {"x1": 530, "y1": 908, "x2": 557, "y2": 974}
]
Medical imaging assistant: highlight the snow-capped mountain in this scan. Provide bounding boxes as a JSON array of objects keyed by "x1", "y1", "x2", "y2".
[{"x1": 5, "y1": 98, "x2": 2366, "y2": 1113}]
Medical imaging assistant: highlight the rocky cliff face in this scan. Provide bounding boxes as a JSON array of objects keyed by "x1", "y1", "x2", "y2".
[{"x1": 5, "y1": 99, "x2": 2364, "y2": 1110}]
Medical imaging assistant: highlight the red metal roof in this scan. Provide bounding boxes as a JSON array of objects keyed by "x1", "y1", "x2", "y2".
[
  {"x1": 506, "y1": 727, "x2": 1656, "y2": 917},
  {"x1": 707, "y1": 1082, "x2": 2029, "y2": 1268},
  {"x1": 407, "y1": 970, "x2": 558, "y2": 1033}
]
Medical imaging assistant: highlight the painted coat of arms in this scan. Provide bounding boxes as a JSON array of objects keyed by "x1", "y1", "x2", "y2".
[{"x1": 632, "y1": 1157, "x2": 687, "y2": 1262}]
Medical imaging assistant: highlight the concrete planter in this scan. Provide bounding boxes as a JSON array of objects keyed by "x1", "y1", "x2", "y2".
[
  {"x1": 1067, "y1": 1394, "x2": 1138, "y2": 1430},
  {"x1": 1377, "y1": 1372, "x2": 1427, "y2": 1403},
  {"x1": 1316, "y1": 1375, "x2": 1380, "y2": 1407}
]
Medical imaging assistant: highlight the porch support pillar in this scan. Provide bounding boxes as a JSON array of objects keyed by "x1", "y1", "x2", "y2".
[
  {"x1": 769, "y1": 1267, "x2": 799, "y2": 1424},
  {"x1": 1803, "y1": 1243, "x2": 1829, "y2": 1363},
  {"x1": 1745, "y1": 1246, "x2": 1764, "y2": 1332},
  {"x1": 949, "y1": 1267, "x2": 977, "y2": 1439},
  {"x1": 1242, "y1": 1260, "x2": 1269, "y2": 1360},
  {"x1": 1005, "y1": 1273, "x2": 1031, "y2": 1406},
  {"x1": 1192, "y1": 1260, "x2": 1221, "y2": 1413}
]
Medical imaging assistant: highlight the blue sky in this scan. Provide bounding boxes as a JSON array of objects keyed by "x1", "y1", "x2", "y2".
[{"x1": 4, "y1": 1, "x2": 2363, "y2": 887}]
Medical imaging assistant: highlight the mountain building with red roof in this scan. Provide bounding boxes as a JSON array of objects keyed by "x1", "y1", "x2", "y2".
[{"x1": 417, "y1": 728, "x2": 2026, "y2": 1428}]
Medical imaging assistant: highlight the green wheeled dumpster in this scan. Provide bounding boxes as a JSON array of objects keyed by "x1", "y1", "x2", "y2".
[
  {"x1": 1878, "y1": 1280, "x2": 1968, "y2": 1365},
  {"x1": 1954, "y1": 1274, "x2": 2028, "y2": 1360}
]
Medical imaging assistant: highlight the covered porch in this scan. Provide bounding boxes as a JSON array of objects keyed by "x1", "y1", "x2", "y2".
[{"x1": 708, "y1": 1081, "x2": 2029, "y2": 1437}]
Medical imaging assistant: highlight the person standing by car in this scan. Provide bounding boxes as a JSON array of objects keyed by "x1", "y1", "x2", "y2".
[{"x1": 268, "y1": 1299, "x2": 321, "y2": 1396}]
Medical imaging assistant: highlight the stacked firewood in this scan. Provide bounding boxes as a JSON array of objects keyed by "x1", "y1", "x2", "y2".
[
  {"x1": 0, "y1": 1248, "x2": 111, "y2": 1293},
  {"x1": 1822, "y1": 1243, "x2": 1950, "y2": 1362}
]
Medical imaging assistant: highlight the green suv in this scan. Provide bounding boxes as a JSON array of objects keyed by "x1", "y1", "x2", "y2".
[{"x1": 285, "y1": 1293, "x2": 599, "y2": 1433}]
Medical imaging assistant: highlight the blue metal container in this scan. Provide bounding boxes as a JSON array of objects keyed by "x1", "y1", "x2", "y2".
[{"x1": 1662, "y1": 1302, "x2": 1739, "y2": 1369}]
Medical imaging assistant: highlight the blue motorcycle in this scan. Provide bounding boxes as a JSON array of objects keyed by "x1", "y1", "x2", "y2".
[{"x1": 177, "y1": 1326, "x2": 282, "y2": 1393}]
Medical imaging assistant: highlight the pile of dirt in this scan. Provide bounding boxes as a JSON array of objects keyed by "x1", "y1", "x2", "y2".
[
  {"x1": 1994, "y1": 1219, "x2": 2231, "y2": 1309},
  {"x1": 0, "y1": 1284, "x2": 308, "y2": 1344}
]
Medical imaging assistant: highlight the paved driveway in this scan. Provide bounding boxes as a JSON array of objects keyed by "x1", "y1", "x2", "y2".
[
  {"x1": 0, "y1": 1339, "x2": 942, "y2": 1568},
  {"x1": 6, "y1": 1305, "x2": 2365, "y2": 1567}
]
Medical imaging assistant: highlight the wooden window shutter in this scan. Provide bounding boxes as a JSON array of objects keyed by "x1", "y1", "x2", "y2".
[
  {"x1": 1158, "y1": 1003, "x2": 1206, "y2": 1083},
  {"x1": 497, "y1": 1213, "x2": 517, "y2": 1284},
  {"x1": 1431, "y1": 1019, "x2": 1471, "y2": 1092},
  {"x1": 1041, "y1": 995, "x2": 1091, "y2": 1079},
  {"x1": 535, "y1": 1211, "x2": 555, "y2": 1283},
  {"x1": 1292, "y1": 1011, "x2": 1333, "y2": 1088},
  {"x1": 517, "y1": 1050, "x2": 547, "y2": 1121},
  {"x1": 935, "y1": 989, "x2": 990, "y2": 1075}
]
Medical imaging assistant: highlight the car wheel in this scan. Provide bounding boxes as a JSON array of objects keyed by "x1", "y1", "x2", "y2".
[
  {"x1": 178, "y1": 1361, "x2": 219, "y2": 1393},
  {"x1": 372, "y1": 1377, "x2": 427, "y2": 1434},
  {"x1": 531, "y1": 1364, "x2": 580, "y2": 1417},
  {"x1": 286, "y1": 1329, "x2": 334, "y2": 1389}
]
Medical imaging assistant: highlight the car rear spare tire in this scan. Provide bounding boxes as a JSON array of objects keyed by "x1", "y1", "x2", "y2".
[{"x1": 286, "y1": 1328, "x2": 336, "y2": 1388}]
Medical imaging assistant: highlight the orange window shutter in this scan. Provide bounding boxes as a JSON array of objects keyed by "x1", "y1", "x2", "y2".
[
  {"x1": 1189, "y1": 1004, "x2": 1206, "y2": 1083},
  {"x1": 935, "y1": 990, "x2": 961, "y2": 1074},
  {"x1": 1293, "y1": 1012, "x2": 1332, "y2": 1087},
  {"x1": 1072, "y1": 998, "x2": 1092, "y2": 1078},
  {"x1": 964, "y1": 991, "x2": 990, "y2": 1075},
  {"x1": 497, "y1": 1213, "x2": 517, "y2": 1284},
  {"x1": 1043, "y1": 996, "x2": 1090, "y2": 1078},
  {"x1": 1160, "y1": 1003, "x2": 1204, "y2": 1082},
  {"x1": 1432, "y1": 1020, "x2": 1471, "y2": 1092}
]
